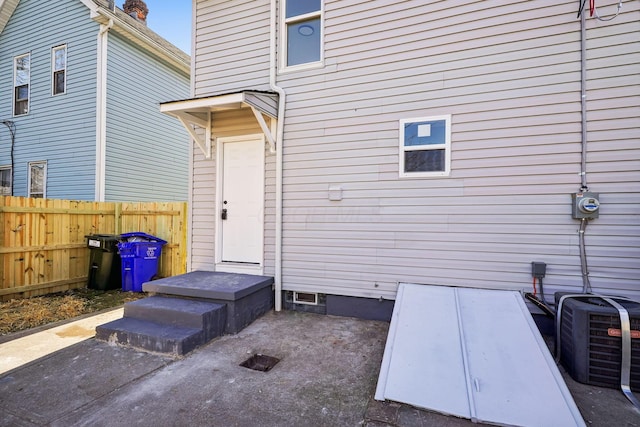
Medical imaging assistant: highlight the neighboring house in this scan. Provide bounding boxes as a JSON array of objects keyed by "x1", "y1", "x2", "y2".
[
  {"x1": 161, "y1": 0, "x2": 640, "y2": 316},
  {"x1": 0, "y1": 0, "x2": 190, "y2": 201}
]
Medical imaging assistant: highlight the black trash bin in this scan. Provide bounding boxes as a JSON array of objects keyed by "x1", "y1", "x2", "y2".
[{"x1": 86, "y1": 234, "x2": 122, "y2": 290}]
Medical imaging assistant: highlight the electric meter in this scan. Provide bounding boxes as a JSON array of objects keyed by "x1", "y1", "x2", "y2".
[{"x1": 571, "y1": 192, "x2": 600, "y2": 219}]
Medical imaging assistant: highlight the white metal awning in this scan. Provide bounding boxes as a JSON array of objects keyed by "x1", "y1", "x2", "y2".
[
  {"x1": 160, "y1": 91, "x2": 279, "y2": 158},
  {"x1": 376, "y1": 283, "x2": 585, "y2": 426}
]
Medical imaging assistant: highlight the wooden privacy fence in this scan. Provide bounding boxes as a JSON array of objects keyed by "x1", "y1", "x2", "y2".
[{"x1": 0, "y1": 196, "x2": 188, "y2": 301}]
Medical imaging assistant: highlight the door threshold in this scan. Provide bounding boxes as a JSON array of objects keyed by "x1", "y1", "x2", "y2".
[{"x1": 216, "y1": 262, "x2": 263, "y2": 275}]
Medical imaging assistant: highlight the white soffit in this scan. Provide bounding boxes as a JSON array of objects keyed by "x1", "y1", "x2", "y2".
[
  {"x1": 375, "y1": 283, "x2": 585, "y2": 426},
  {"x1": 160, "y1": 91, "x2": 279, "y2": 158},
  {"x1": 0, "y1": 0, "x2": 19, "y2": 34}
]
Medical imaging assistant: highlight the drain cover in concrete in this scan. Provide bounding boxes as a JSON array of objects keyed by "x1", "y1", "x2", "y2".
[{"x1": 240, "y1": 354, "x2": 280, "y2": 372}]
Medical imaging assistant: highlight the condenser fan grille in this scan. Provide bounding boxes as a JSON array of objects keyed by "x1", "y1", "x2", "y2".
[
  {"x1": 588, "y1": 314, "x2": 640, "y2": 389},
  {"x1": 559, "y1": 303, "x2": 576, "y2": 366},
  {"x1": 556, "y1": 293, "x2": 640, "y2": 392}
]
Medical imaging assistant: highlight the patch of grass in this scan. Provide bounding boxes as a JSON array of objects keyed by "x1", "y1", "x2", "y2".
[{"x1": 0, "y1": 288, "x2": 146, "y2": 336}]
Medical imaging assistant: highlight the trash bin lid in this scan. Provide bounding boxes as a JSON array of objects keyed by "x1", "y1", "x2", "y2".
[
  {"x1": 120, "y1": 232, "x2": 167, "y2": 245},
  {"x1": 85, "y1": 234, "x2": 121, "y2": 251},
  {"x1": 85, "y1": 234, "x2": 121, "y2": 240}
]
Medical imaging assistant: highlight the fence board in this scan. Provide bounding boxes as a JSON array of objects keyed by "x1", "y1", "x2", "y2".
[{"x1": 0, "y1": 196, "x2": 188, "y2": 301}]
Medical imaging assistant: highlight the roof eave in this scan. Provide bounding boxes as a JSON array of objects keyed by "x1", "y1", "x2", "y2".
[
  {"x1": 92, "y1": 6, "x2": 190, "y2": 76},
  {"x1": 0, "y1": 0, "x2": 20, "y2": 34},
  {"x1": 0, "y1": 0, "x2": 190, "y2": 76}
]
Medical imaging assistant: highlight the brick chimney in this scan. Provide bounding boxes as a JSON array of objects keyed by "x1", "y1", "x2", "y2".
[{"x1": 122, "y1": 0, "x2": 148, "y2": 24}]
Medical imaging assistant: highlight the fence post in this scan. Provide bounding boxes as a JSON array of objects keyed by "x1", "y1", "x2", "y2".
[
  {"x1": 0, "y1": 197, "x2": 4, "y2": 291},
  {"x1": 180, "y1": 201, "x2": 188, "y2": 274},
  {"x1": 114, "y1": 202, "x2": 122, "y2": 235}
]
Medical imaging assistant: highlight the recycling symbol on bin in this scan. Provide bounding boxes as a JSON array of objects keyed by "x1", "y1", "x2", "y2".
[{"x1": 146, "y1": 247, "x2": 156, "y2": 258}]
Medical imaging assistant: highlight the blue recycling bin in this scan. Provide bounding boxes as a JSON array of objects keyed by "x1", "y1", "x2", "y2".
[{"x1": 117, "y1": 232, "x2": 167, "y2": 292}]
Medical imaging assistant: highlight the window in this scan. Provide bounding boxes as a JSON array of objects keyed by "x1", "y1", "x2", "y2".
[
  {"x1": 28, "y1": 161, "x2": 46, "y2": 198},
  {"x1": 14, "y1": 53, "x2": 30, "y2": 116},
  {"x1": 282, "y1": 0, "x2": 322, "y2": 69},
  {"x1": 52, "y1": 45, "x2": 67, "y2": 95},
  {"x1": 399, "y1": 115, "x2": 451, "y2": 177},
  {"x1": 0, "y1": 167, "x2": 11, "y2": 196}
]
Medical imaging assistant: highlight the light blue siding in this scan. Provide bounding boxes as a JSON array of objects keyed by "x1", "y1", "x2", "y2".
[
  {"x1": 0, "y1": 0, "x2": 97, "y2": 199},
  {"x1": 104, "y1": 33, "x2": 190, "y2": 202}
]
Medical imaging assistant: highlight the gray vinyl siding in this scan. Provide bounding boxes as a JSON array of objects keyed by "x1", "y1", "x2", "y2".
[
  {"x1": 189, "y1": 109, "x2": 277, "y2": 273},
  {"x1": 194, "y1": 0, "x2": 271, "y2": 96},
  {"x1": 0, "y1": 0, "x2": 97, "y2": 199},
  {"x1": 190, "y1": 0, "x2": 275, "y2": 270},
  {"x1": 278, "y1": 0, "x2": 640, "y2": 299},
  {"x1": 104, "y1": 33, "x2": 190, "y2": 202},
  {"x1": 191, "y1": 0, "x2": 639, "y2": 299}
]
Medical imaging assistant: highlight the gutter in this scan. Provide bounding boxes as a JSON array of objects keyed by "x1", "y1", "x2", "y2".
[
  {"x1": 270, "y1": 0, "x2": 286, "y2": 311},
  {"x1": 95, "y1": 18, "x2": 114, "y2": 201}
]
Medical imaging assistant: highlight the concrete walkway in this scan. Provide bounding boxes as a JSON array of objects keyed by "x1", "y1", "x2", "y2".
[{"x1": 0, "y1": 308, "x2": 123, "y2": 375}]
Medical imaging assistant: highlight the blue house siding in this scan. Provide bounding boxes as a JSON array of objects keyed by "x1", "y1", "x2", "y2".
[
  {"x1": 104, "y1": 33, "x2": 189, "y2": 202},
  {"x1": 0, "y1": 0, "x2": 98, "y2": 200}
]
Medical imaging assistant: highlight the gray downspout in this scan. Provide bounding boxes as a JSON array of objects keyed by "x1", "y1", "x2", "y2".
[
  {"x1": 270, "y1": 0, "x2": 286, "y2": 311},
  {"x1": 96, "y1": 19, "x2": 114, "y2": 201}
]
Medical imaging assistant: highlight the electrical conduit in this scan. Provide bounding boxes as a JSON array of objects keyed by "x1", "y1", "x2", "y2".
[{"x1": 579, "y1": 4, "x2": 591, "y2": 294}]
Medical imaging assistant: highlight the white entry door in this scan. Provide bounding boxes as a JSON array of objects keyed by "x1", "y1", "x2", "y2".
[{"x1": 218, "y1": 136, "x2": 264, "y2": 265}]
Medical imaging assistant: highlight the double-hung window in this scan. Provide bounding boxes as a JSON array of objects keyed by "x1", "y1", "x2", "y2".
[
  {"x1": 399, "y1": 115, "x2": 451, "y2": 177},
  {"x1": 52, "y1": 45, "x2": 67, "y2": 95},
  {"x1": 14, "y1": 53, "x2": 30, "y2": 116},
  {"x1": 28, "y1": 161, "x2": 46, "y2": 198},
  {"x1": 0, "y1": 167, "x2": 11, "y2": 196},
  {"x1": 283, "y1": 0, "x2": 322, "y2": 69}
]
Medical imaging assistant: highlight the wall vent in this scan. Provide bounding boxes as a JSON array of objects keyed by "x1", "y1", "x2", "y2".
[{"x1": 293, "y1": 292, "x2": 318, "y2": 305}]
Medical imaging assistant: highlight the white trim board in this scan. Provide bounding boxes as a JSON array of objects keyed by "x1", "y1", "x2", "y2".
[{"x1": 375, "y1": 283, "x2": 585, "y2": 426}]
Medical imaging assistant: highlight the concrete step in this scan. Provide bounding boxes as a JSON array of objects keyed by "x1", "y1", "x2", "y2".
[
  {"x1": 143, "y1": 271, "x2": 274, "y2": 334},
  {"x1": 95, "y1": 272, "x2": 275, "y2": 356},
  {"x1": 96, "y1": 317, "x2": 204, "y2": 356},
  {"x1": 124, "y1": 296, "x2": 226, "y2": 340}
]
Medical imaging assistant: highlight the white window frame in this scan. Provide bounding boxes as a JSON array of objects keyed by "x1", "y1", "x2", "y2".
[
  {"x1": 13, "y1": 53, "x2": 30, "y2": 116},
  {"x1": 0, "y1": 166, "x2": 11, "y2": 196},
  {"x1": 52, "y1": 45, "x2": 67, "y2": 96},
  {"x1": 280, "y1": 0, "x2": 324, "y2": 73},
  {"x1": 399, "y1": 115, "x2": 452, "y2": 178},
  {"x1": 28, "y1": 161, "x2": 47, "y2": 198}
]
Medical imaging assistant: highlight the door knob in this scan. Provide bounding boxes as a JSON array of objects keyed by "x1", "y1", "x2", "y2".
[{"x1": 221, "y1": 208, "x2": 227, "y2": 220}]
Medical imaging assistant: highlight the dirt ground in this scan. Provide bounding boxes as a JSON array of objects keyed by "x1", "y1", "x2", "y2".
[{"x1": 0, "y1": 288, "x2": 145, "y2": 336}]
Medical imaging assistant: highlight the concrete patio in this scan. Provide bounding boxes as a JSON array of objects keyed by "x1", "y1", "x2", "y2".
[{"x1": 0, "y1": 309, "x2": 638, "y2": 426}]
